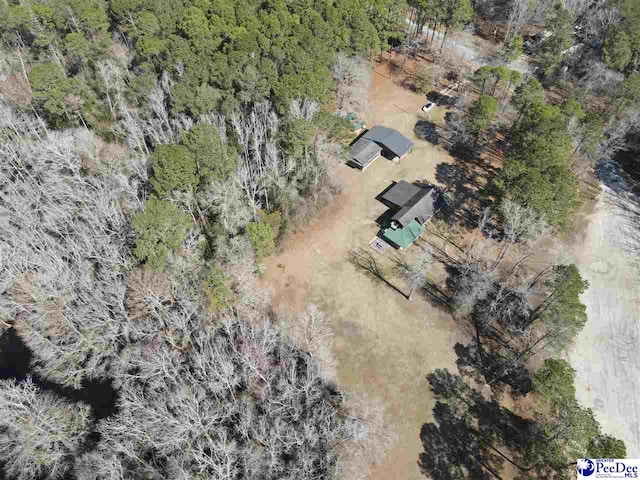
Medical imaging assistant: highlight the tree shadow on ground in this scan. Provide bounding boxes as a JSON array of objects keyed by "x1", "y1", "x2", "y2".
[
  {"x1": 431, "y1": 108, "x2": 501, "y2": 229},
  {"x1": 419, "y1": 401, "x2": 500, "y2": 480},
  {"x1": 455, "y1": 342, "x2": 533, "y2": 396},
  {"x1": 415, "y1": 120, "x2": 440, "y2": 144},
  {"x1": 419, "y1": 369, "x2": 538, "y2": 480},
  {"x1": 0, "y1": 329, "x2": 118, "y2": 420},
  {"x1": 427, "y1": 91, "x2": 458, "y2": 107},
  {"x1": 376, "y1": 239, "x2": 454, "y2": 311},
  {"x1": 612, "y1": 149, "x2": 640, "y2": 195},
  {"x1": 596, "y1": 159, "x2": 640, "y2": 261},
  {"x1": 401, "y1": 76, "x2": 423, "y2": 93},
  {"x1": 437, "y1": 266, "x2": 534, "y2": 396},
  {"x1": 421, "y1": 281, "x2": 453, "y2": 311},
  {"x1": 349, "y1": 248, "x2": 409, "y2": 299},
  {"x1": 434, "y1": 160, "x2": 495, "y2": 230},
  {"x1": 596, "y1": 159, "x2": 639, "y2": 197}
]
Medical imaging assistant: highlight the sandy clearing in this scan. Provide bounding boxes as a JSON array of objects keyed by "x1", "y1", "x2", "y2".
[
  {"x1": 569, "y1": 165, "x2": 640, "y2": 457},
  {"x1": 260, "y1": 62, "x2": 466, "y2": 479}
]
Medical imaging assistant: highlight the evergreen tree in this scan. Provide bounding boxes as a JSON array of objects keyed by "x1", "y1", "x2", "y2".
[
  {"x1": 150, "y1": 145, "x2": 198, "y2": 198},
  {"x1": 132, "y1": 196, "x2": 193, "y2": 270}
]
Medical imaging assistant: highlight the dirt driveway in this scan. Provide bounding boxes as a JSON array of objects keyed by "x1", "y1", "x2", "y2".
[{"x1": 260, "y1": 63, "x2": 465, "y2": 479}]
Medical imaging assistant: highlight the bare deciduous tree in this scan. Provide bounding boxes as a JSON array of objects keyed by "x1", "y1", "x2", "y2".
[
  {"x1": 76, "y1": 302, "x2": 373, "y2": 480},
  {"x1": 289, "y1": 304, "x2": 336, "y2": 379},
  {"x1": 125, "y1": 265, "x2": 171, "y2": 321},
  {"x1": 332, "y1": 53, "x2": 371, "y2": 115},
  {"x1": 200, "y1": 180, "x2": 254, "y2": 235},
  {"x1": 0, "y1": 378, "x2": 91, "y2": 480},
  {"x1": 0, "y1": 102, "x2": 144, "y2": 388},
  {"x1": 601, "y1": 109, "x2": 640, "y2": 160},
  {"x1": 339, "y1": 393, "x2": 395, "y2": 480},
  {"x1": 576, "y1": 60, "x2": 624, "y2": 106},
  {"x1": 116, "y1": 70, "x2": 193, "y2": 153},
  {"x1": 404, "y1": 247, "x2": 433, "y2": 301},
  {"x1": 231, "y1": 100, "x2": 280, "y2": 216},
  {"x1": 579, "y1": 0, "x2": 620, "y2": 42},
  {"x1": 289, "y1": 98, "x2": 319, "y2": 121},
  {"x1": 504, "y1": 0, "x2": 533, "y2": 41}
]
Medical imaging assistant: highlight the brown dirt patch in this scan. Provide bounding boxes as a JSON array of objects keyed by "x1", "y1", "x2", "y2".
[
  {"x1": 0, "y1": 72, "x2": 31, "y2": 106},
  {"x1": 260, "y1": 64, "x2": 469, "y2": 479}
]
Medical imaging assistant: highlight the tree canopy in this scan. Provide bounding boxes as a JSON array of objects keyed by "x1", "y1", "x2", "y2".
[
  {"x1": 132, "y1": 195, "x2": 193, "y2": 270},
  {"x1": 469, "y1": 94, "x2": 498, "y2": 139},
  {"x1": 497, "y1": 100, "x2": 578, "y2": 227},
  {"x1": 150, "y1": 144, "x2": 198, "y2": 197},
  {"x1": 603, "y1": 0, "x2": 640, "y2": 71},
  {"x1": 0, "y1": 0, "x2": 397, "y2": 124},
  {"x1": 536, "y1": 3, "x2": 574, "y2": 79}
]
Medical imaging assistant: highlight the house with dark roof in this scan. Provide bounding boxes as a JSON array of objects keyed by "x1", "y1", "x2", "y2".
[
  {"x1": 378, "y1": 181, "x2": 440, "y2": 249},
  {"x1": 348, "y1": 126, "x2": 414, "y2": 170}
]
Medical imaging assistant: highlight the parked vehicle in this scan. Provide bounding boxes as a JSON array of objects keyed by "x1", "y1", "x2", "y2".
[{"x1": 422, "y1": 102, "x2": 434, "y2": 112}]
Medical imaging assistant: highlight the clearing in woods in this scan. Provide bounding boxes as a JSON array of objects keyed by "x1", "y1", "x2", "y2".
[
  {"x1": 569, "y1": 162, "x2": 640, "y2": 457},
  {"x1": 261, "y1": 54, "x2": 640, "y2": 476},
  {"x1": 260, "y1": 60, "x2": 466, "y2": 479}
]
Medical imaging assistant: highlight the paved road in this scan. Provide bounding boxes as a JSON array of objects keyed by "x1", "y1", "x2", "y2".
[{"x1": 570, "y1": 162, "x2": 640, "y2": 457}]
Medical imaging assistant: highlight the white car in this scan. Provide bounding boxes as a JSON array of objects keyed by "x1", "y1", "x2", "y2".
[{"x1": 422, "y1": 102, "x2": 434, "y2": 113}]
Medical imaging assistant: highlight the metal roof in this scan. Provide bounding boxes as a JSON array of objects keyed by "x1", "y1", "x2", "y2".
[
  {"x1": 349, "y1": 137, "x2": 382, "y2": 169},
  {"x1": 363, "y1": 126, "x2": 414, "y2": 158},
  {"x1": 382, "y1": 220, "x2": 425, "y2": 249},
  {"x1": 392, "y1": 188, "x2": 437, "y2": 228},
  {"x1": 380, "y1": 180, "x2": 422, "y2": 208},
  {"x1": 379, "y1": 181, "x2": 439, "y2": 228}
]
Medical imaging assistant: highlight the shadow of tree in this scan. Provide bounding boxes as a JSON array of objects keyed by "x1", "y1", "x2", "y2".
[
  {"x1": 374, "y1": 239, "x2": 454, "y2": 311},
  {"x1": 421, "y1": 281, "x2": 453, "y2": 310},
  {"x1": 435, "y1": 164, "x2": 481, "y2": 229},
  {"x1": 455, "y1": 343, "x2": 533, "y2": 396},
  {"x1": 427, "y1": 91, "x2": 458, "y2": 107},
  {"x1": 349, "y1": 248, "x2": 408, "y2": 299},
  {"x1": 595, "y1": 159, "x2": 640, "y2": 263},
  {"x1": 419, "y1": 369, "x2": 538, "y2": 480},
  {"x1": 596, "y1": 159, "x2": 637, "y2": 196},
  {"x1": 419, "y1": 402, "x2": 500, "y2": 480},
  {"x1": 0, "y1": 329, "x2": 119, "y2": 421},
  {"x1": 433, "y1": 147, "x2": 499, "y2": 229},
  {"x1": 401, "y1": 76, "x2": 421, "y2": 93},
  {"x1": 415, "y1": 120, "x2": 440, "y2": 144}
]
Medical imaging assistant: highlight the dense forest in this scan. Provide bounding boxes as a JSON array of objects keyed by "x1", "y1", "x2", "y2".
[
  {"x1": 0, "y1": 0, "x2": 638, "y2": 478},
  {"x1": 0, "y1": 1, "x2": 400, "y2": 479}
]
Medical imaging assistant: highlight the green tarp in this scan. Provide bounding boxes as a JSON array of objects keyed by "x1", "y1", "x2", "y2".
[{"x1": 382, "y1": 219, "x2": 425, "y2": 249}]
